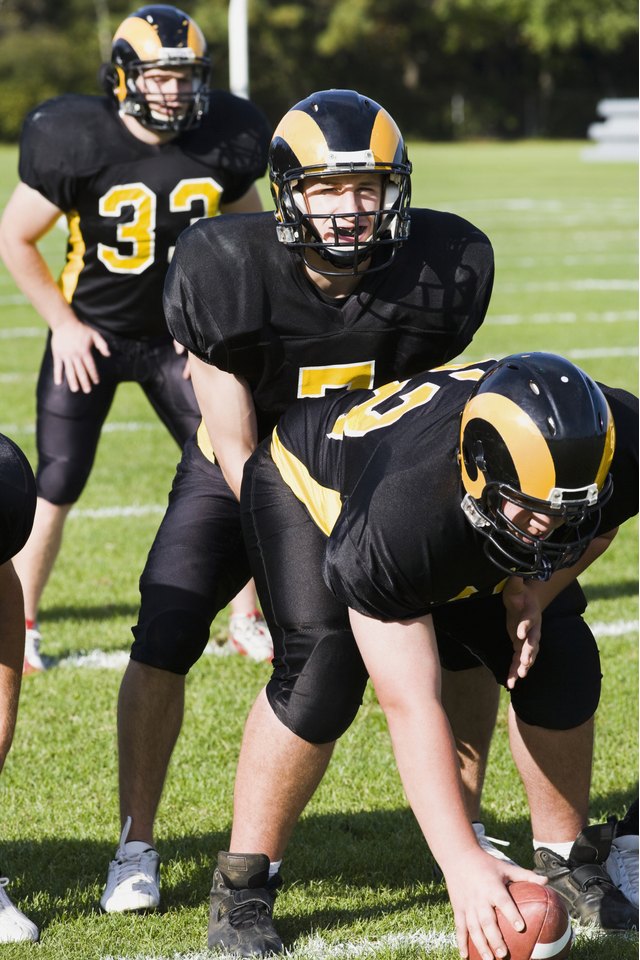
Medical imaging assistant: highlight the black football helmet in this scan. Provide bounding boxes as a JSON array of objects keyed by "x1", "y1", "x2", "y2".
[
  {"x1": 269, "y1": 89, "x2": 411, "y2": 275},
  {"x1": 459, "y1": 353, "x2": 615, "y2": 580},
  {"x1": 105, "y1": 5, "x2": 210, "y2": 133}
]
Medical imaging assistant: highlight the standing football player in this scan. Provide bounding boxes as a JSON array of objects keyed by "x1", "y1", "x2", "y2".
[
  {"x1": 211, "y1": 353, "x2": 638, "y2": 957},
  {"x1": 0, "y1": 434, "x2": 38, "y2": 942},
  {"x1": 101, "y1": 88, "x2": 497, "y2": 914},
  {"x1": 0, "y1": 5, "x2": 271, "y2": 674}
]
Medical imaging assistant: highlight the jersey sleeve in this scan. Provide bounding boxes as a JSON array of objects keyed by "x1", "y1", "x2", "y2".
[
  {"x1": 597, "y1": 385, "x2": 638, "y2": 533},
  {"x1": 447, "y1": 234, "x2": 494, "y2": 360},
  {"x1": 19, "y1": 99, "x2": 73, "y2": 209},
  {"x1": 0, "y1": 434, "x2": 36, "y2": 565},
  {"x1": 163, "y1": 225, "x2": 230, "y2": 369},
  {"x1": 18, "y1": 95, "x2": 114, "y2": 210},
  {"x1": 436, "y1": 216, "x2": 495, "y2": 362}
]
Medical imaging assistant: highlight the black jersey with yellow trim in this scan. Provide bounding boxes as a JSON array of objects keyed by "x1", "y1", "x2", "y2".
[
  {"x1": 271, "y1": 363, "x2": 638, "y2": 622},
  {"x1": 165, "y1": 206, "x2": 494, "y2": 441},
  {"x1": 0, "y1": 433, "x2": 36, "y2": 565},
  {"x1": 18, "y1": 92, "x2": 270, "y2": 338}
]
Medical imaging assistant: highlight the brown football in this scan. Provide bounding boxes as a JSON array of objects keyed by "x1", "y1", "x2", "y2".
[{"x1": 467, "y1": 881, "x2": 572, "y2": 960}]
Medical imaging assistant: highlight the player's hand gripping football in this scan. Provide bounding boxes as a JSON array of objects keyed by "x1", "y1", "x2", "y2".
[
  {"x1": 446, "y1": 848, "x2": 547, "y2": 959},
  {"x1": 51, "y1": 316, "x2": 110, "y2": 393},
  {"x1": 502, "y1": 577, "x2": 542, "y2": 689}
]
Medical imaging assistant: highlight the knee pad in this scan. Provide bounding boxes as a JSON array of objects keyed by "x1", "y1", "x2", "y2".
[
  {"x1": 510, "y1": 616, "x2": 601, "y2": 729},
  {"x1": 36, "y1": 455, "x2": 91, "y2": 505},
  {"x1": 267, "y1": 630, "x2": 368, "y2": 743},
  {"x1": 130, "y1": 607, "x2": 211, "y2": 675}
]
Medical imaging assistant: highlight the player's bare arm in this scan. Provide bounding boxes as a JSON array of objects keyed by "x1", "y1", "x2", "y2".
[
  {"x1": 0, "y1": 182, "x2": 110, "y2": 393},
  {"x1": 220, "y1": 182, "x2": 263, "y2": 215},
  {"x1": 188, "y1": 354, "x2": 258, "y2": 499},
  {"x1": 348, "y1": 608, "x2": 546, "y2": 959}
]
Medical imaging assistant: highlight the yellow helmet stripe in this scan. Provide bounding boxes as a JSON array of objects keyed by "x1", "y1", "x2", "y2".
[
  {"x1": 113, "y1": 17, "x2": 164, "y2": 61},
  {"x1": 370, "y1": 110, "x2": 401, "y2": 164},
  {"x1": 595, "y1": 400, "x2": 616, "y2": 490},
  {"x1": 460, "y1": 392, "x2": 556, "y2": 500},
  {"x1": 271, "y1": 427, "x2": 342, "y2": 536},
  {"x1": 272, "y1": 111, "x2": 330, "y2": 170},
  {"x1": 186, "y1": 20, "x2": 207, "y2": 57}
]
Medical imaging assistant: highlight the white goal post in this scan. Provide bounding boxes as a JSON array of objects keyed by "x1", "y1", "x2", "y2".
[{"x1": 228, "y1": 0, "x2": 249, "y2": 99}]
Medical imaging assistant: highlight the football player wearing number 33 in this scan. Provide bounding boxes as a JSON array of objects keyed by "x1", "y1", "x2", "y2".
[{"x1": 0, "y1": 5, "x2": 271, "y2": 674}]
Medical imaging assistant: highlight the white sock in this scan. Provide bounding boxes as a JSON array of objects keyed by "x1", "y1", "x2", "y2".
[
  {"x1": 268, "y1": 859, "x2": 282, "y2": 880},
  {"x1": 533, "y1": 839, "x2": 574, "y2": 859}
]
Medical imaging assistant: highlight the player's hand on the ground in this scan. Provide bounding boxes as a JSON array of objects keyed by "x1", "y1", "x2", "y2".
[
  {"x1": 447, "y1": 852, "x2": 546, "y2": 959},
  {"x1": 501, "y1": 577, "x2": 542, "y2": 689},
  {"x1": 173, "y1": 339, "x2": 191, "y2": 379},
  {"x1": 51, "y1": 317, "x2": 110, "y2": 393}
]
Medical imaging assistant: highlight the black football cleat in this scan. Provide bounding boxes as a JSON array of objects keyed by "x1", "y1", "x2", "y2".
[
  {"x1": 534, "y1": 822, "x2": 639, "y2": 931},
  {"x1": 208, "y1": 851, "x2": 283, "y2": 957}
]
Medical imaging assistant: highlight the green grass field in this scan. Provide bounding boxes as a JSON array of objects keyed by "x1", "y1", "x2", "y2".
[{"x1": 0, "y1": 140, "x2": 637, "y2": 959}]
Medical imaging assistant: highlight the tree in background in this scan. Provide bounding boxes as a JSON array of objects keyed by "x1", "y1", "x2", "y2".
[{"x1": 0, "y1": 0, "x2": 637, "y2": 142}]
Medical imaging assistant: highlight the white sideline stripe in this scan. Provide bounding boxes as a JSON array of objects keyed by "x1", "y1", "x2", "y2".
[
  {"x1": 0, "y1": 323, "x2": 42, "y2": 334},
  {"x1": 100, "y1": 922, "x2": 619, "y2": 960},
  {"x1": 591, "y1": 619, "x2": 638, "y2": 638},
  {"x1": 53, "y1": 620, "x2": 640, "y2": 671},
  {"x1": 565, "y1": 345, "x2": 638, "y2": 359},
  {"x1": 499, "y1": 279, "x2": 638, "y2": 293},
  {"x1": 488, "y1": 310, "x2": 637, "y2": 326},
  {"x1": 69, "y1": 504, "x2": 165, "y2": 519},
  {"x1": 0, "y1": 422, "x2": 163, "y2": 437},
  {"x1": 0, "y1": 372, "x2": 37, "y2": 383},
  {"x1": 103, "y1": 931, "x2": 458, "y2": 960},
  {"x1": 59, "y1": 650, "x2": 131, "y2": 670}
]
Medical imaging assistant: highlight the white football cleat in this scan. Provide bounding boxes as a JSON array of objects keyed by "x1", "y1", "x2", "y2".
[
  {"x1": 473, "y1": 822, "x2": 519, "y2": 865},
  {"x1": 100, "y1": 817, "x2": 160, "y2": 913},
  {"x1": 23, "y1": 624, "x2": 45, "y2": 675},
  {"x1": 606, "y1": 833, "x2": 639, "y2": 909},
  {"x1": 0, "y1": 877, "x2": 39, "y2": 943},
  {"x1": 227, "y1": 611, "x2": 274, "y2": 662}
]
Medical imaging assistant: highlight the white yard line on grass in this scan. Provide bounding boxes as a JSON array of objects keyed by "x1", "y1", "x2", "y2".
[
  {"x1": 54, "y1": 619, "x2": 638, "y2": 671},
  {"x1": 103, "y1": 924, "x2": 628, "y2": 960},
  {"x1": 0, "y1": 421, "x2": 164, "y2": 437},
  {"x1": 488, "y1": 310, "x2": 637, "y2": 326},
  {"x1": 104, "y1": 930, "x2": 458, "y2": 960}
]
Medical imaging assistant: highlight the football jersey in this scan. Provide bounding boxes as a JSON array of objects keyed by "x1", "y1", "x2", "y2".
[
  {"x1": 0, "y1": 433, "x2": 37, "y2": 565},
  {"x1": 165, "y1": 208, "x2": 494, "y2": 441},
  {"x1": 269, "y1": 362, "x2": 638, "y2": 621},
  {"x1": 19, "y1": 92, "x2": 270, "y2": 338}
]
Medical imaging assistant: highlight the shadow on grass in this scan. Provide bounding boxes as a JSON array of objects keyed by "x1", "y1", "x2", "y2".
[
  {"x1": 583, "y1": 580, "x2": 639, "y2": 603},
  {"x1": 39, "y1": 602, "x2": 139, "y2": 623},
  {"x1": 3, "y1": 786, "x2": 637, "y2": 941}
]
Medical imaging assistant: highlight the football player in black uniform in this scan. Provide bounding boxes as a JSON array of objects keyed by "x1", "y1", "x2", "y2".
[
  {"x1": 207, "y1": 353, "x2": 638, "y2": 957},
  {"x1": 107, "y1": 88, "x2": 496, "y2": 914},
  {"x1": 0, "y1": 434, "x2": 38, "y2": 942},
  {"x1": 0, "y1": 5, "x2": 271, "y2": 676}
]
